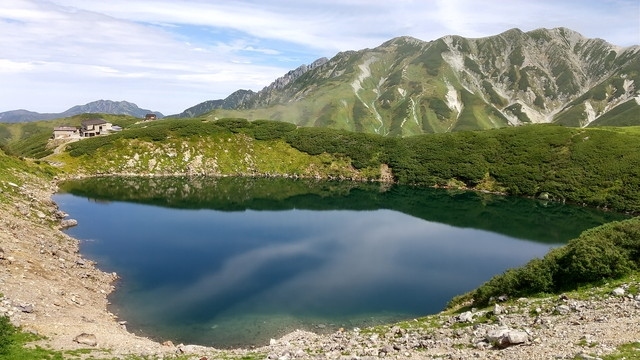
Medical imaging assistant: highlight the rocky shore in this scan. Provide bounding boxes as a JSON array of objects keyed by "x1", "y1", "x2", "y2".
[{"x1": 0, "y1": 174, "x2": 639, "y2": 359}]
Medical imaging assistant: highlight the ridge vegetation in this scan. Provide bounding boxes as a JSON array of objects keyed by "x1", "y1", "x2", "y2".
[{"x1": 46, "y1": 118, "x2": 640, "y2": 214}]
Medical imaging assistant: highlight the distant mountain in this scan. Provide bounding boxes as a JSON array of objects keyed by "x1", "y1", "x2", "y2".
[
  {"x1": 187, "y1": 27, "x2": 639, "y2": 135},
  {"x1": 173, "y1": 57, "x2": 329, "y2": 118},
  {"x1": 171, "y1": 90, "x2": 256, "y2": 118},
  {"x1": 0, "y1": 100, "x2": 164, "y2": 123}
]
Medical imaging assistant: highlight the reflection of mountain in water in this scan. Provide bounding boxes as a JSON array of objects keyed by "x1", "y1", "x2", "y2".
[{"x1": 58, "y1": 176, "x2": 628, "y2": 244}]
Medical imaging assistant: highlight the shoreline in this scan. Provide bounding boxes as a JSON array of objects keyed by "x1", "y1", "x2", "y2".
[{"x1": 1, "y1": 175, "x2": 639, "y2": 359}]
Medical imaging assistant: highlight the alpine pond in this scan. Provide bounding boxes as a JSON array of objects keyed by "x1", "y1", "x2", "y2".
[{"x1": 53, "y1": 177, "x2": 628, "y2": 348}]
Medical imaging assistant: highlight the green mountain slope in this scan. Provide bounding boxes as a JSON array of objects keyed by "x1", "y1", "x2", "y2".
[{"x1": 192, "y1": 28, "x2": 639, "y2": 135}]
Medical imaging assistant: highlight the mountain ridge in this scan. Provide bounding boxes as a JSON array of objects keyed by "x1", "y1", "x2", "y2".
[
  {"x1": 0, "y1": 100, "x2": 164, "y2": 123},
  {"x1": 187, "y1": 27, "x2": 639, "y2": 135}
]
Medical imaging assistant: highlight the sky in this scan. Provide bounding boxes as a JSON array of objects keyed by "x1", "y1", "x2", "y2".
[{"x1": 1, "y1": 0, "x2": 639, "y2": 115}]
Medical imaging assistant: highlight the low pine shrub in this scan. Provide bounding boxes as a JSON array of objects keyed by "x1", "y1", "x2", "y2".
[
  {"x1": 0, "y1": 316, "x2": 15, "y2": 354},
  {"x1": 467, "y1": 217, "x2": 640, "y2": 306}
]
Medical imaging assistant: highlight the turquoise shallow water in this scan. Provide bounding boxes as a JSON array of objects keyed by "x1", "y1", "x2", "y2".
[{"x1": 54, "y1": 177, "x2": 627, "y2": 348}]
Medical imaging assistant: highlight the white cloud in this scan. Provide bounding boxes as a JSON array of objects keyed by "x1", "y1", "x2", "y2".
[{"x1": 0, "y1": 0, "x2": 638, "y2": 114}]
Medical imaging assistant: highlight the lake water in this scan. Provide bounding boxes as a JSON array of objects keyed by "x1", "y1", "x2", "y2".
[{"x1": 54, "y1": 177, "x2": 627, "y2": 348}]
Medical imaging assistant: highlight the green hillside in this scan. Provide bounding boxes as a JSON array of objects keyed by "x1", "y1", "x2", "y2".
[
  {"x1": 0, "y1": 114, "x2": 140, "y2": 159},
  {"x1": 44, "y1": 118, "x2": 640, "y2": 214}
]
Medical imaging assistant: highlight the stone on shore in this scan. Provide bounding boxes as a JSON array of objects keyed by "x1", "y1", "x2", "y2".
[{"x1": 74, "y1": 333, "x2": 97, "y2": 346}]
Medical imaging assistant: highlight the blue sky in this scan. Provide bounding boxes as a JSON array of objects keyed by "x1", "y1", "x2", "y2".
[{"x1": 1, "y1": 0, "x2": 639, "y2": 115}]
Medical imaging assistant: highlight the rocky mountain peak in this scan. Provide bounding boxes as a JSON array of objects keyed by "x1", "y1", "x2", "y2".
[{"x1": 189, "y1": 27, "x2": 639, "y2": 134}]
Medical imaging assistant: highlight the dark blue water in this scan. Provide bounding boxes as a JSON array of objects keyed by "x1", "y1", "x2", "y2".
[{"x1": 54, "y1": 177, "x2": 627, "y2": 348}]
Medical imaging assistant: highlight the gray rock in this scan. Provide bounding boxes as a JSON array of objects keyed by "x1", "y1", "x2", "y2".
[
  {"x1": 457, "y1": 311, "x2": 474, "y2": 323},
  {"x1": 486, "y1": 327, "x2": 527, "y2": 348},
  {"x1": 15, "y1": 203, "x2": 29, "y2": 216},
  {"x1": 60, "y1": 219, "x2": 78, "y2": 228},
  {"x1": 575, "y1": 351, "x2": 603, "y2": 360},
  {"x1": 612, "y1": 287, "x2": 625, "y2": 296},
  {"x1": 18, "y1": 304, "x2": 34, "y2": 313},
  {"x1": 486, "y1": 327, "x2": 510, "y2": 343},
  {"x1": 493, "y1": 304, "x2": 503, "y2": 315},
  {"x1": 555, "y1": 304, "x2": 571, "y2": 314},
  {"x1": 506, "y1": 331, "x2": 528, "y2": 345},
  {"x1": 73, "y1": 333, "x2": 97, "y2": 346}
]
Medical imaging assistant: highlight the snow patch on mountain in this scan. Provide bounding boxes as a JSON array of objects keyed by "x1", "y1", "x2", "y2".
[
  {"x1": 445, "y1": 81, "x2": 463, "y2": 116},
  {"x1": 583, "y1": 101, "x2": 597, "y2": 127},
  {"x1": 351, "y1": 57, "x2": 376, "y2": 94}
]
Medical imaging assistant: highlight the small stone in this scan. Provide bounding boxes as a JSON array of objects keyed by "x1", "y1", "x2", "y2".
[
  {"x1": 486, "y1": 327, "x2": 510, "y2": 343},
  {"x1": 18, "y1": 304, "x2": 34, "y2": 313},
  {"x1": 506, "y1": 331, "x2": 528, "y2": 345},
  {"x1": 457, "y1": 311, "x2": 474, "y2": 323},
  {"x1": 73, "y1": 333, "x2": 97, "y2": 346},
  {"x1": 575, "y1": 351, "x2": 603, "y2": 360},
  {"x1": 611, "y1": 287, "x2": 625, "y2": 296},
  {"x1": 493, "y1": 304, "x2": 503, "y2": 315},
  {"x1": 60, "y1": 219, "x2": 78, "y2": 229},
  {"x1": 15, "y1": 203, "x2": 29, "y2": 216}
]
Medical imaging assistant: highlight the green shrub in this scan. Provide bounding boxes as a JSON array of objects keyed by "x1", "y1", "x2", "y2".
[
  {"x1": 285, "y1": 127, "x2": 386, "y2": 169},
  {"x1": 248, "y1": 120, "x2": 297, "y2": 140},
  {"x1": 466, "y1": 217, "x2": 640, "y2": 306},
  {"x1": 215, "y1": 118, "x2": 251, "y2": 133},
  {"x1": 5, "y1": 132, "x2": 53, "y2": 159},
  {"x1": 67, "y1": 135, "x2": 117, "y2": 157},
  {"x1": 0, "y1": 316, "x2": 15, "y2": 354}
]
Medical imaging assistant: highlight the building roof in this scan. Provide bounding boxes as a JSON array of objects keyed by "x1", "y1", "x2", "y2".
[{"x1": 54, "y1": 126, "x2": 78, "y2": 131}]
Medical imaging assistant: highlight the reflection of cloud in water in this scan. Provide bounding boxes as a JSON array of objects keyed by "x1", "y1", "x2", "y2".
[{"x1": 138, "y1": 209, "x2": 552, "y2": 321}]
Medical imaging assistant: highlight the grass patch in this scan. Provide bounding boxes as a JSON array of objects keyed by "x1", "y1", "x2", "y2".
[{"x1": 601, "y1": 342, "x2": 640, "y2": 360}]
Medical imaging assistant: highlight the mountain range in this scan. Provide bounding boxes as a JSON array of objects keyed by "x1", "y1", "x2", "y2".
[
  {"x1": 183, "y1": 27, "x2": 639, "y2": 135},
  {"x1": 0, "y1": 100, "x2": 164, "y2": 123},
  {"x1": 2, "y1": 27, "x2": 638, "y2": 134}
]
